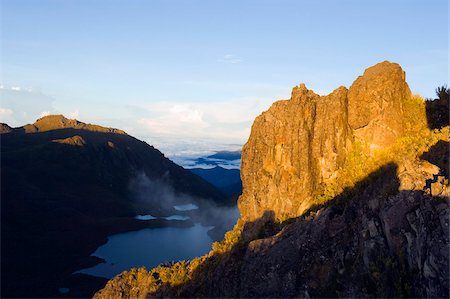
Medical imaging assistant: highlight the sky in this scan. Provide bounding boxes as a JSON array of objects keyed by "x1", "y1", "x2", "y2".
[{"x1": 1, "y1": 0, "x2": 448, "y2": 156}]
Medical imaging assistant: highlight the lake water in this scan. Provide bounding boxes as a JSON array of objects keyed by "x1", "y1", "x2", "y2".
[
  {"x1": 135, "y1": 214, "x2": 157, "y2": 220},
  {"x1": 77, "y1": 223, "x2": 213, "y2": 278}
]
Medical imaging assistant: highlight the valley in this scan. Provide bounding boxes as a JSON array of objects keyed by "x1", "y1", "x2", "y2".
[{"x1": 0, "y1": 115, "x2": 240, "y2": 297}]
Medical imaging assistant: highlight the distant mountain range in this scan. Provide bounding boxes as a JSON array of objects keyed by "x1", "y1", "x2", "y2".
[
  {"x1": 173, "y1": 150, "x2": 242, "y2": 169},
  {"x1": 1, "y1": 115, "x2": 226, "y2": 297},
  {"x1": 205, "y1": 150, "x2": 242, "y2": 161},
  {"x1": 190, "y1": 166, "x2": 242, "y2": 198}
]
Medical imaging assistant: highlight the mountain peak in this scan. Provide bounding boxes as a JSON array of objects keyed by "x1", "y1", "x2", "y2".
[
  {"x1": 348, "y1": 60, "x2": 411, "y2": 146},
  {"x1": 291, "y1": 83, "x2": 318, "y2": 100},
  {"x1": 362, "y1": 60, "x2": 405, "y2": 78},
  {"x1": 22, "y1": 114, "x2": 127, "y2": 134},
  {"x1": 35, "y1": 114, "x2": 80, "y2": 128},
  {"x1": 238, "y1": 61, "x2": 419, "y2": 221}
]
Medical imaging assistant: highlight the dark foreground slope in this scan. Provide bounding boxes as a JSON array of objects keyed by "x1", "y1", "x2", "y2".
[
  {"x1": 1, "y1": 115, "x2": 225, "y2": 298},
  {"x1": 95, "y1": 62, "x2": 449, "y2": 298}
]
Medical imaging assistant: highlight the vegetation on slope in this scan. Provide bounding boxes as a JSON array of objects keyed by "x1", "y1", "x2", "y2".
[{"x1": 314, "y1": 92, "x2": 448, "y2": 207}]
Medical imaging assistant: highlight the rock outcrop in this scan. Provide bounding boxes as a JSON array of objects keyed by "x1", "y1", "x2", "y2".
[
  {"x1": 52, "y1": 135, "x2": 87, "y2": 146},
  {"x1": 95, "y1": 61, "x2": 449, "y2": 298},
  {"x1": 348, "y1": 61, "x2": 411, "y2": 147},
  {"x1": 239, "y1": 61, "x2": 414, "y2": 221}
]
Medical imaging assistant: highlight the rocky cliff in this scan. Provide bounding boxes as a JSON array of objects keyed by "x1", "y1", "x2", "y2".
[
  {"x1": 95, "y1": 61, "x2": 449, "y2": 298},
  {"x1": 239, "y1": 61, "x2": 413, "y2": 221}
]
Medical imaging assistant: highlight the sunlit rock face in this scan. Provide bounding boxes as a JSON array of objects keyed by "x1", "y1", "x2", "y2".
[
  {"x1": 238, "y1": 61, "x2": 416, "y2": 221},
  {"x1": 348, "y1": 61, "x2": 412, "y2": 148}
]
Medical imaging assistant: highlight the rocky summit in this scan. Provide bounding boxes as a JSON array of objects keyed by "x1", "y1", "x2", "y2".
[
  {"x1": 239, "y1": 61, "x2": 413, "y2": 221},
  {"x1": 95, "y1": 61, "x2": 449, "y2": 298}
]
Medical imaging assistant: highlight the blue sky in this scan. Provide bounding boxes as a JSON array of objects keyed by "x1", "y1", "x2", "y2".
[{"x1": 1, "y1": 0, "x2": 448, "y2": 155}]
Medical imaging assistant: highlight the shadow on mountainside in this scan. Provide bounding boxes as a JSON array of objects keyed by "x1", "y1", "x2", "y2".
[
  {"x1": 97, "y1": 158, "x2": 449, "y2": 298},
  {"x1": 420, "y1": 140, "x2": 449, "y2": 179},
  {"x1": 2, "y1": 128, "x2": 225, "y2": 202}
]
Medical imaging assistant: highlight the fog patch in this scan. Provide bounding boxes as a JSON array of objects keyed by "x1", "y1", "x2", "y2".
[
  {"x1": 194, "y1": 202, "x2": 240, "y2": 241},
  {"x1": 129, "y1": 172, "x2": 200, "y2": 212},
  {"x1": 129, "y1": 171, "x2": 240, "y2": 240}
]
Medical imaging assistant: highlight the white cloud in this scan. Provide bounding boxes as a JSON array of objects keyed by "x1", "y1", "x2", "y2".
[
  {"x1": 0, "y1": 107, "x2": 14, "y2": 116},
  {"x1": 135, "y1": 95, "x2": 275, "y2": 144},
  {"x1": 1, "y1": 85, "x2": 34, "y2": 92},
  {"x1": 0, "y1": 108, "x2": 14, "y2": 124},
  {"x1": 0, "y1": 86, "x2": 56, "y2": 126},
  {"x1": 138, "y1": 103, "x2": 209, "y2": 137},
  {"x1": 40, "y1": 111, "x2": 51, "y2": 117},
  {"x1": 219, "y1": 54, "x2": 242, "y2": 64},
  {"x1": 69, "y1": 109, "x2": 80, "y2": 119}
]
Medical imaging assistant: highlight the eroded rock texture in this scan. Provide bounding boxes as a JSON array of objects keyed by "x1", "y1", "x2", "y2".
[
  {"x1": 239, "y1": 61, "x2": 414, "y2": 221},
  {"x1": 348, "y1": 61, "x2": 411, "y2": 147}
]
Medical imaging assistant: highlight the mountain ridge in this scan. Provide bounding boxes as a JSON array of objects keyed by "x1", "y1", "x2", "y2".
[
  {"x1": 1, "y1": 116, "x2": 226, "y2": 297},
  {"x1": 17, "y1": 114, "x2": 128, "y2": 134},
  {"x1": 190, "y1": 166, "x2": 242, "y2": 197}
]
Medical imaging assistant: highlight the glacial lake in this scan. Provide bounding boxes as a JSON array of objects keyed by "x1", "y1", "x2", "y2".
[{"x1": 77, "y1": 223, "x2": 213, "y2": 278}]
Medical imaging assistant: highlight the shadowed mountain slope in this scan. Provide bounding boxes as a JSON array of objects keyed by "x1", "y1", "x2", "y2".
[
  {"x1": 190, "y1": 166, "x2": 242, "y2": 198},
  {"x1": 1, "y1": 115, "x2": 225, "y2": 297}
]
